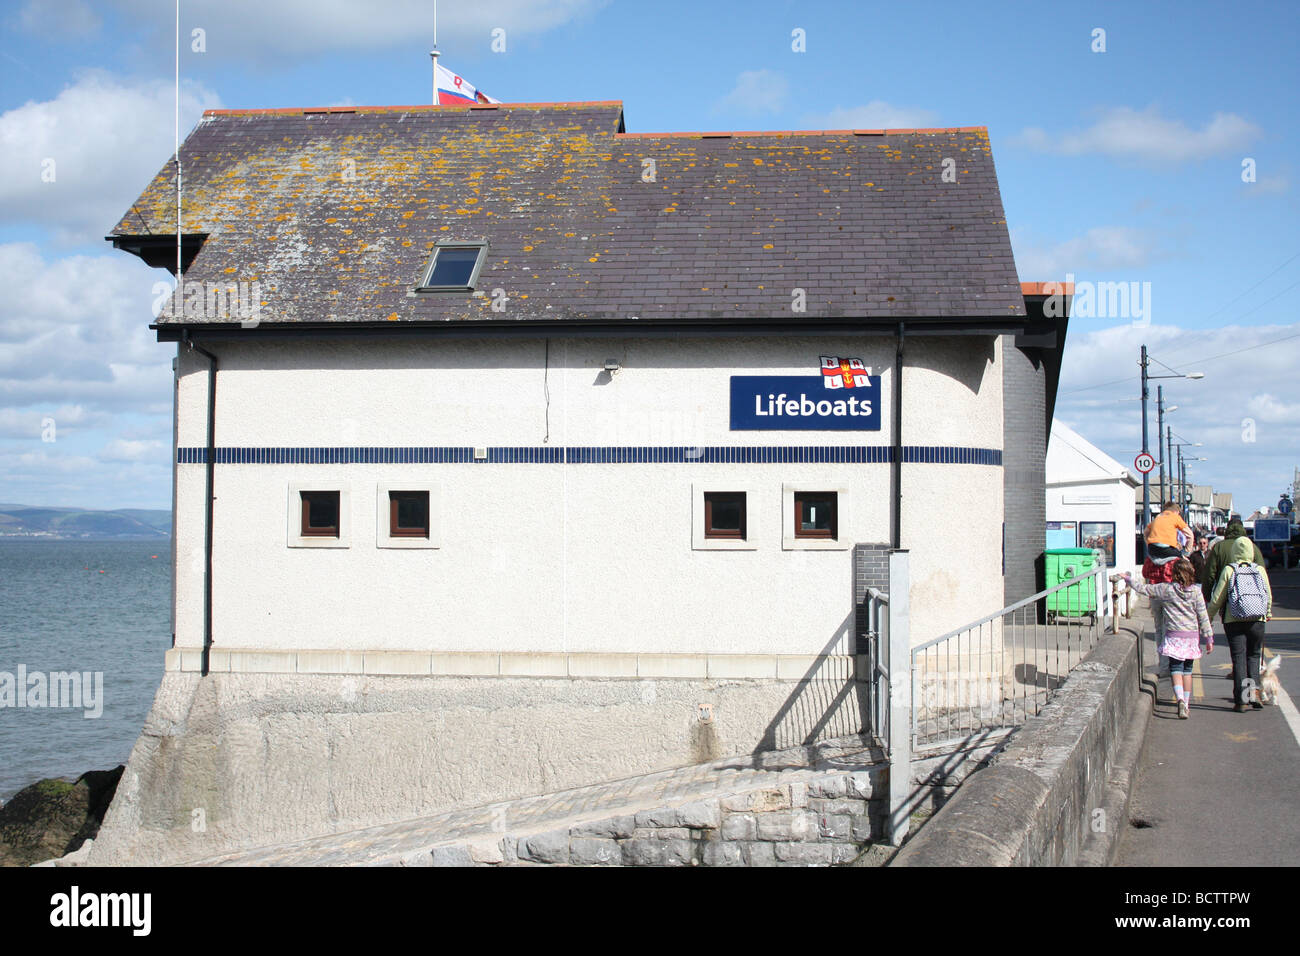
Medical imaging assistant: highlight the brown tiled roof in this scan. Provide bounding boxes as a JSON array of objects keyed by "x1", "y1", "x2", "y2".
[{"x1": 112, "y1": 102, "x2": 1026, "y2": 325}]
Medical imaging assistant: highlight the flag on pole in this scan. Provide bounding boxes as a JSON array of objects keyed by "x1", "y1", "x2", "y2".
[{"x1": 436, "y1": 63, "x2": 501, "y2": 105}]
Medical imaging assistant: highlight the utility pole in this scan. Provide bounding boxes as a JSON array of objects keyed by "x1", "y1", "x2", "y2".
[
  {"x1": 1140, "y1": 345, "x2": 1151, "y2": 550},
  {"x1": 1180, "y1": 447, "x2": 1190, "y2": 515},
  {"x1": 1166, "y1": 426, "x2": 1174, "y2": 507},
  {"x1": 1140, "y1": 346, "x2": 1204, "y2": 553},
  {"x1": 1157, "y1": 385, "x2": 1165, "y2": 504}
]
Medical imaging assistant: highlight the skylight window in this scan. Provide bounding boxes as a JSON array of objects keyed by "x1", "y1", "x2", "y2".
[{"x1": 417, "y1": 242, "x2": 487, "y2": 291}]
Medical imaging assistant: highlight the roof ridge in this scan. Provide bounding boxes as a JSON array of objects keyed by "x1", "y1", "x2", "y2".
[
  {"x1": 202, "y1": 100, "x2": 624, "y2": 117},
  {"x1": 616, "y1": 126, "x2": 989, "y2": 139}
]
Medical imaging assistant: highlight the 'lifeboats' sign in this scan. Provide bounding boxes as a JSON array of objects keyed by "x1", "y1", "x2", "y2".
[{"x1": 730, "y1": 357, "x2": 881, "y2": 431}]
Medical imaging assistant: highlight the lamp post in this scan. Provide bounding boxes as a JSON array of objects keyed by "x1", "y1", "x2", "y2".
[
  {"x1": 1157, "y1": 394, "x2": 1178, "y2": 503},
  {"x1": 1158, "y1": 387, "x2": 1165, "y2": 503},
  {"x1": 1140, "y1": 346, "x2": 1203, "y2": 556},
  {"x1": 1171, "y1": 435, "x2": 1205, "y2": 526},
  {"x1": 1184, "y1": 457, "x2": 1207, "y2": 525}
]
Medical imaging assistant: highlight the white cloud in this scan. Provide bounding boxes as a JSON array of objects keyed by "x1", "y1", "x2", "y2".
[
  {"x1": 1012, "y1": 226, "x2": 1158, "y2": 279},
  {"x1": 0, "y1": 241, "x2": 173, "y2": 507},
  {"x1": 1245, "y1": 393, "x2": 1300, "y2": 423},
  {"x1": 0, "y1": 242, "x2": 173, "y2": 412},
  {"x1": 806, "y1": 100, "x2": 940, "y2": 130},
  {"x1": 0, "y1": 71, "x2": 221, "y2": 244},
  {"x1": 99, "y1": 438, "x2": 164, "y2": 462},
  {"x1": 0, "y1": 404, "x2": 110, "y2": 440},
  {"x1": 109, "y1": 0, "x2": 606, "y2": 61},
  {"x1": 1054, "y1": 322, "x2": 1300, "y2": 516},
  {"x1": 12, "y1": 0, "x2": 101, "y2": 38},
  {"x1": 1244, "y1": 172, "x2": 1291, "y2": 197},
  {"x1": 1013, "y1": 106, "x2": 1260, "y2": 163},
  {"x1": 714, "y1": 70, "x2": 790, "y2": 117}
]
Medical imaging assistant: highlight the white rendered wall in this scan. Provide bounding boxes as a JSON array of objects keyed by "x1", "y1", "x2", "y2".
[{"x1": 173, "y1": 334, "x2": 1006, "y2": 655}]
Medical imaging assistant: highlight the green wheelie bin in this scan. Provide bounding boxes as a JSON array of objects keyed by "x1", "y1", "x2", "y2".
[{"x1": 1044, "y1": 547, "x2": 1099, "y2": 624}]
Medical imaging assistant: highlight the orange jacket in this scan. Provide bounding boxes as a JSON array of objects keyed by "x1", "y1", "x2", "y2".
[{"x1": 1145, "y1": 510, "x2": 1190, "y2": 547}]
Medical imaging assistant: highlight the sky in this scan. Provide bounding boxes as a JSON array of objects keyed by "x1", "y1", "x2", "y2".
[{"x1": 1, "y1": 0, "x2": 1297, "y2": 515}]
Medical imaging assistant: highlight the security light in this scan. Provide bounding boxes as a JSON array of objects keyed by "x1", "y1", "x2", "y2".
[{"x1": 604, "y1": 359, "x2": 620, "y2": 373}]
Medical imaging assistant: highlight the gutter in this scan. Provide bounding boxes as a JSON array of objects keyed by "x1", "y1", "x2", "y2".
[
  {"x1": 182, "y1": 330, "x2": 217, "y2": 678},
  {"x1": 148, "y1": 316, "x2": 1036, "y2": 342}
]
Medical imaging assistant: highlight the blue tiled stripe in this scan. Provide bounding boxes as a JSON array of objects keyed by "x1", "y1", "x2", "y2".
[{"x1": 176, "y1": 445, "x2": 1002, "y2": 466}]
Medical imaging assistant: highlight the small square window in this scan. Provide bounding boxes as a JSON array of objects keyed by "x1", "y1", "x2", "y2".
[
  {"x1": 288, "y1": 482, "x2": 350, "y2": 548},
  {"x1": 300, "y1": 491, "x2": 340, "y2": 537},
  {"x1": 794, "y1": 491, "x2": 837, "y2": 539},
  {"x1": 417, "y1": 243, "x2": 487, "y2": 291},
  {"x1": 704, "y1": 492, "x2": 746, "y2": 539},
  {"x1": 376, "y1": 482, "x2": 440, "y2": 549},
  {"x1": 389, "y1": 490, "x2": 429, "y2": 538}
]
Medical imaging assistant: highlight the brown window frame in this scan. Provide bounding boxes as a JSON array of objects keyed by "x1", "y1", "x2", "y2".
[
  {"x1": 388, "y1": 490, "x2": 430, "y2": 538},
  {"x1": 703, "y1": 491, "x2": 747, "y2": 540},
  {"x1": 300, "y1": 490, "x2": 340, "y2": 538},
  {"x1": 793, "y1": 491, "x2": 837, "y2": 540}
]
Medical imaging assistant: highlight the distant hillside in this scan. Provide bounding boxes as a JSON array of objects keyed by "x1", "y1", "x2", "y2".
[{"x1": 0, "y1": 505, "x2": 170, "y2": 539}]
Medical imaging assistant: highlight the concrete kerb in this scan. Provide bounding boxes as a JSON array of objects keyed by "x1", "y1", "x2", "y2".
[{"x1": 890, "y1": 613, "x2": 1153, "y2": 867}]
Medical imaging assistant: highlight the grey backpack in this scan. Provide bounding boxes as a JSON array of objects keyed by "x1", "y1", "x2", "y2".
[{"x1": 1227, "y1": 562, "x2": 1268, "y2": 618}]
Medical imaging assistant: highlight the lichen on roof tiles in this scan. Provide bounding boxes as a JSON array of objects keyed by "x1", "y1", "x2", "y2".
[{"x1": 113, "y1": 103, "x2": 1024, "y2": 324}]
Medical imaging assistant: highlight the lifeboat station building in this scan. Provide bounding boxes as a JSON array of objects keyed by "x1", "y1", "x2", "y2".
[{"x1": 94, "y1": 101, "x2": 1070, "y2": 862}]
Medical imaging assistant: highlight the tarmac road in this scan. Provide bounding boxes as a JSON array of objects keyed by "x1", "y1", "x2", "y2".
[{"x1": 1115, "y1": 565, "x2": 1300, "y2": 866}]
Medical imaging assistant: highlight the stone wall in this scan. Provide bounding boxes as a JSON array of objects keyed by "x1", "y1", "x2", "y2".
[
  {"x1": 88, "y1": 668, "x2": 872, "y2": 865},
  {"x1": 415, "y1": 771, "x2": 886, "y2": 867},
  {"x1": 890, "y1": 624, "x2": 1146, "y2": 867}
]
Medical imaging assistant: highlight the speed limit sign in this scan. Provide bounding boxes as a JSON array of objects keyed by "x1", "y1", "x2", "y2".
[{"x1": 1134, "y1": 452, "x2": 1156, "y2": 474}]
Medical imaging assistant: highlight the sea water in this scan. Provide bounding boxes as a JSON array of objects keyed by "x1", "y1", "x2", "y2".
[{"x1": 0, "y1": 540, "x2": 170, "y2": 801}]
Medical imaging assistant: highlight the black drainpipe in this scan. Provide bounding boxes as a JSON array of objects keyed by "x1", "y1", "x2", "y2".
[
  {"x1": 183, "y1": 330, "x2": 217, "y2": 678},
  {"x1": 891, "y1": 322, "x2": 905, "y2": 550}
]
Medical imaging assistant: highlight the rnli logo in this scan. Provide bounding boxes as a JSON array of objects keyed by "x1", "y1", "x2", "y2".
[{"x1": 820, "y1": 356, "x2": 871, "y2": 389}]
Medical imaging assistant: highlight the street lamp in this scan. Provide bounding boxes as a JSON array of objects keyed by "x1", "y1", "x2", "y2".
[
  {"x1": 1158, "y1": 394, "x2": 1179, "y2": 503},
  {"x1": 1171, "y1": 434, "x2": 1206, "y2": 525},
  {"x1": 1140, "y1": 346, "x2": 1204, "y2": 555}
]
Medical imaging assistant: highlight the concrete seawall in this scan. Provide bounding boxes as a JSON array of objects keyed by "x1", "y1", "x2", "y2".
[
  {"x1": 891, "y1": 620, "x2": 1151, "y2": 867},
  {"x1": 87, "y1": 660, "x2": 871, "y2": 865}
]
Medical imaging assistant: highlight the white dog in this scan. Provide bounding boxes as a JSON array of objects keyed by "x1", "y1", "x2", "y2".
[{"x1": 1259, "y1": 656, "x2": 1282, "y2": 705}]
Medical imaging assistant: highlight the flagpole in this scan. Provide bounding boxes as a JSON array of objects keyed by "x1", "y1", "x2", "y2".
[
  {"x1": 430, "y1": 0, "x2": 439, "y2": 105},
  {"x1": 175, "y1": 0, "x2": 182, "y2": 296}
]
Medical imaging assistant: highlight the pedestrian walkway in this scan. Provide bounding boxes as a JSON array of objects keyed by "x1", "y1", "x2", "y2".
[
  {"x1": 1116, "y1": 568, "x2": 1300, "y2": 866},
  {"x1": 189, "y1": 734, "x2": 887, "y2": 866}
]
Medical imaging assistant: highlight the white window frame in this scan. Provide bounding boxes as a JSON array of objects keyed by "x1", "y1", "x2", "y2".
[
  {"x1": 377, "y1": 482, "x2": 441, "y2": 549},
  {"x1": 782, "y1": 482, "x2": 850, "y2": 551},
  {"x1": 287, "y1": 481, "x2": 351, "y2": 549},
  {"x1": 692, "y1": 483, "x2": 759, "y2": 551}
]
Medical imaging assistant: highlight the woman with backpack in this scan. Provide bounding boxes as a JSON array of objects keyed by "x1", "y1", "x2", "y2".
[{"x1": 1207, "y1": 536, "x2": 1273, "y2": 712}]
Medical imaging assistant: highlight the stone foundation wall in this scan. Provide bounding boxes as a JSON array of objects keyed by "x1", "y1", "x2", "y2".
[
  {"x1": 415, "y1": 772, "x2": 886, "y2": 867},
  {"x1": 89, "y1": 664, "x2": 870, "y2": 865}
]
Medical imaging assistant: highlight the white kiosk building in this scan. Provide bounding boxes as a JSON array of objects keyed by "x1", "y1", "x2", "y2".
[{"x1": 1046, "y1": 419, "x2": 1140, "y2": 577}]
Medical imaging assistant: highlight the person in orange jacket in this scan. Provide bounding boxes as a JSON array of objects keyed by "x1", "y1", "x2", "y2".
[{"x1": 1146, "y1": 501, "x2": 1191, "y2": 562}]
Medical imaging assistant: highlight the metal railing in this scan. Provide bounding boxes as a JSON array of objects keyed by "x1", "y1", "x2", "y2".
[{"x1": 909, "y1": 565, "x2": 1107, "y2": 751}]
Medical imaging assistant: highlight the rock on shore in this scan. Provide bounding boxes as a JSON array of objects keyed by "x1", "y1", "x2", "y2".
[{"x1": 0, "y1": 767, "x2": 124, "y2": 867}]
